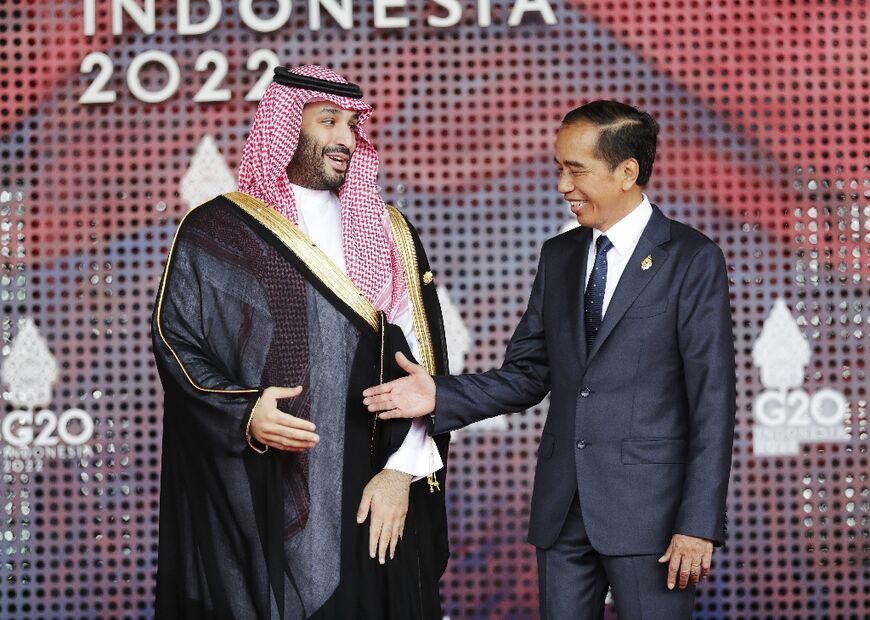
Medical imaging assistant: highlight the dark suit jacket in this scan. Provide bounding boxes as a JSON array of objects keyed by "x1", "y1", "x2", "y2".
[{"x1": 433, "y1": 206, "x2": 736, "y2": 555}]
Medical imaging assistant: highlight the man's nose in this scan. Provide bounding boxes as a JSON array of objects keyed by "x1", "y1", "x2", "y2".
[
  {"x1": 334, "y1": 124, "x2": 356, "y2": 151},
  {"x1": 556, "y1": 170, "x2": 573, "y2": 194}
]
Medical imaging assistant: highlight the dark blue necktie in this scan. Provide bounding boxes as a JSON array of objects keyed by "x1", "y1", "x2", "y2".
[{"x1": 584, "y1": 235, "x2": 613, "y2": 353}]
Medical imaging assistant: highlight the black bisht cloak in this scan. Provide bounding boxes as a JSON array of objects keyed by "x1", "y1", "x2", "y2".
[{"x1": 151, "y1": 192, "x2": 450, "y2": 619}]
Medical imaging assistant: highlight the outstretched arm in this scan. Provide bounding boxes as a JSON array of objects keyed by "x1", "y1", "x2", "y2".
[
  {"x1": 364, "y1": 250, "x2": 552, "y2": 431},
  {"x1": 363, "y1": 352, "x2": 435, "y2": 419}
]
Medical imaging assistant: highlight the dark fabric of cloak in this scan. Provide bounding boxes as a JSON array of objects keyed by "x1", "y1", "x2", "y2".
[{"x1": 151, "y1": 193, "x2": 450, "y2": 619}]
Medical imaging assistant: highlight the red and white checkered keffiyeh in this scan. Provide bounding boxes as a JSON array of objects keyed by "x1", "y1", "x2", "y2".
[{"x1": 238, "y1": 65, "x2": 407, "y2": 321}]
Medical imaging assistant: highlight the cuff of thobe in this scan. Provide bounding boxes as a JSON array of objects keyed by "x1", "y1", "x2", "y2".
[{"x1": 384, "y1": 417, "x2": 444, "y2": 482}]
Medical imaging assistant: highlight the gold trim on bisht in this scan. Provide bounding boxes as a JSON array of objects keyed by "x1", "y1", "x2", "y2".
[
  {"x1": 386, "y1": 205, "x2": 437, "y2": 376},
  {"x1": 224, "y1": 191, "x2": 380, "y2": 331},
  {"x1": 386, "y1": 205, "x2": 441, "y2": 494},
  {"x1": 155, "y1": 203, "x2": 259, "y2": 396}
]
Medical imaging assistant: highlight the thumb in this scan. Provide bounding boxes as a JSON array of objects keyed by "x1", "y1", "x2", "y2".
[
  {"x1": 395, "y1": 351, "x2": 421, "y2": 374},
  {"x1": 658, "y1": 543, "x2": 673, "y2": 563},
  {"x1": 267, "y1": 385, "x2": 303, "y2": 400},
  {"x1": 356, "y1": 487, "x2": 373, "y2": 524}
]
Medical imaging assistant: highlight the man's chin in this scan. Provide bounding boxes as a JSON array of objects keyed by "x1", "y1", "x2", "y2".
[{"x1": 326, "y1": 172, "x2": 346, "y2": 191}]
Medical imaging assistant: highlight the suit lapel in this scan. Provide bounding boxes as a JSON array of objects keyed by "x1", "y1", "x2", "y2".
[
  {"x1": 566, "y1": 227, "x2": 593, "y2": 367},
  {"x1": 587, "y1": 206, "x2": 671, "y2": 362}
]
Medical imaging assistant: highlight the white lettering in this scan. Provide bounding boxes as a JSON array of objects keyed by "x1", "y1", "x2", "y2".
[
  {"x1": 112, "y1": 0, "x2": 156, "y2": 35},
  {"x1": 507, "y1": 0, "x2": 556, "y2": 26},
  {"x1": 310, "y1": 0, "x2": 352, "y2": 30},
  {"x1": 177, "y1": 0, "x2": 221, "y2": 35},
  {"x1": 127, "y1": 50, "x2": 181, "y2": 103},
  {"x1": 2, "y1": 411, "x2": 33, "y2": 448},
  {"x1": 239, "y1": 0, "x2": 292, "y2": 32},
  {"x1": 428, "y1": 0, "x2": 462, "y2": 27},
  {"x1": 83, "y1": 0, "x2": 98, "y2": 35},
  {"x1": 374, "y1": 0, "x2": 409, "y2": 28},
  {"x1": 477, "y1": 0, "x2": 491, "y2": 27}
]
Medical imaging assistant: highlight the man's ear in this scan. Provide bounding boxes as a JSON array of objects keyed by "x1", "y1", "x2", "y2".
[{"x1": 620, "y1": 158, "x2": 639, "y2": 190}]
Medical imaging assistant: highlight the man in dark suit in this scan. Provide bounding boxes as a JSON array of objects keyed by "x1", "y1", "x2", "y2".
[{"x1": 363, "y1": 100, "x2": 736, "y2": 619}]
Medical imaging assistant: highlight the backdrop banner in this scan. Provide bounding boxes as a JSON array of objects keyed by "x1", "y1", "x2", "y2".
[{"x1": 0, "y1": 1, "x2": 867, "y2": 618}]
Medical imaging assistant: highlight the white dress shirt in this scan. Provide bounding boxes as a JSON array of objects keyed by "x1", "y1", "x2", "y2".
[
  {"x1": 292, "y1": 184, "x2": 442, "y2": 479},
  {"x1": 584, "y1": 195, "x2": 653, "y2": 316}
]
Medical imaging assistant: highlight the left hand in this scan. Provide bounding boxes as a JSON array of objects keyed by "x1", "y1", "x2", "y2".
[
  {"x1": 356, "y1": 468, "x2": 413, "y2": 564},
  {"x1": 658, "y1": 534, "x2": 713, "y2": 590}
]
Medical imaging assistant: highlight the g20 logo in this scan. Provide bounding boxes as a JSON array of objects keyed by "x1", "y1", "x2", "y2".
[
  {"x1": 1, "y1": 409, "x2": 95, "y2": 448},
  {"x1": 753, "y1": 388, "x2": 847, "y2": 428}
]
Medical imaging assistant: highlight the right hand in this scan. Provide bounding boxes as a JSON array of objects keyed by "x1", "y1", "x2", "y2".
[
  {"x1": 362, "y1": 352, "x2": 436, "y2": 420},
  {"x1": 249, "y1": 386, "x2": 319, "y2": 451}
]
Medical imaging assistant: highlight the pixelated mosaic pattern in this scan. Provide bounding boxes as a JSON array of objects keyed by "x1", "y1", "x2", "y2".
[{"x1": 1, "y1": 1, "x2": 868, "y2": 618}]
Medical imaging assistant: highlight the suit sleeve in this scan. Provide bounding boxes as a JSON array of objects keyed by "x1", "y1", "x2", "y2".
[
  {"x1": 432, "y1": 250, "x2": 550, "y2": 434},
  {"x1": 673, "y1": 243, "x2": 736, "y2": 545}
]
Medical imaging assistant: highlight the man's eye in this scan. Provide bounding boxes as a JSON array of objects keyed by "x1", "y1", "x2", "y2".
[{"x1": 321, "y1": 119, "x2": 335, "y2": 125}]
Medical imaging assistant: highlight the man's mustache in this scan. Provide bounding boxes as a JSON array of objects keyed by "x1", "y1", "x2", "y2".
[{"x1": 323, "y1": 146, "x2": 352, "y2": 158}]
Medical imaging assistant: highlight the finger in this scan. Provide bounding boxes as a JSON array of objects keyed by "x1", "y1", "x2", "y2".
[
  {"x1": 273, "y1": 413, "x2": 317, "y2": 432},
  {"x1": 280, "y1": 439, "x2": 319, "y2": 451},
  {"x1": 658, "y1": 541, "x2": 673, "y2": 563},
  {"x1": 362, "y1": 381, "x2": 399, "y2": 398},
  {"x1": 356, "y1": 488, "x2": 373, "y2": 524},
  {"x1": 367, "y1": 400, "x2": 398, "y2": 413},
  {"x1": 389, "y1": 522, "x2": 402, "y2": 560},
  {"x1": 266, "y1": 386, "x2": 304, "y2": 400},
  {"x1": 377, "y1": 409, "x2": 408, "y2": 420},
  {"x1": 269, "y1": 440, "x2": 314, "y2": 452},
  {"x1": 667, "y1": 555, "x2": 680, "y2": 590},
  {"x1": 678, "y1": 557, "x2": 692, "y2": 589},
  {"x1": 394, "y1": 351, "x2": 420, "y2": 374},
  {"x1": 363, "y1": 393, "x2": 395, "y2": 407},
  {"x1": 369, "y1": 518, "x2": 383, "y2": 559},
  {"x1": 263, "y1": 426, "x2": 320, "y2": 448},
  {"x1": 689, "y1": 557, "x2": 703, "y2": 584},
  {"x1": 701, "y1": 550, "x2": 713, "y2": 578},
  {"x1": 378, "y1": 520, "x2": 391, "y2": 565}
]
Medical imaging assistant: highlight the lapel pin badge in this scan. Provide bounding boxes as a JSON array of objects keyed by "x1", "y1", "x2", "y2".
[
  {"x1": 640, "y1": 255, "x2": 652, "y2": 271},
  {"x1": 423, "y1": 270, "x2": 434, "y2": 284}
]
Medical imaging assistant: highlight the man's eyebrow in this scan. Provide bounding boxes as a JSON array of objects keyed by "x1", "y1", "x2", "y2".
[
  {"x1": 554, "y1": 158, "x2": 587, "y2": 168},
  {"x1": 317, "y1": 107, "x2": 359, "y2": 121}
]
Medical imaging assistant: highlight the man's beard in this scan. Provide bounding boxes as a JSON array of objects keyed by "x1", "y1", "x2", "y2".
[{"x1": 286, "y1": 132, "x2": 351, "y2": 191}]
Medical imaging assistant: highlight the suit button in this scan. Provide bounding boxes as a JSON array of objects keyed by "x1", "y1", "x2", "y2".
[
  {"x1": 576, "y1": 440, "x2": 587, "y2": 449},
  {"x1": 580, "y1": 388, "x2": 591, "y2": 398}
]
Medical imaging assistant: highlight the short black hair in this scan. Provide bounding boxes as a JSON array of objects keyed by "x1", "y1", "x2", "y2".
[{"x1": 561, "y1": 101, "x2": 659, "y2": 186}]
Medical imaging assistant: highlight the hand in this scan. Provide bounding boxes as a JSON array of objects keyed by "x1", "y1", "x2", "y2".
[
  {"x1": 356, "y1": 468, "x2": 412, "y2": 564},
  {"x1": 658, "y1": 534, "x2": 713, "y2": 590},
  {"x1": 248, "y1": 386, "x2": 319, "y2": 451},
  {"x1": 362, "y1": 352, "x2": 436, "y2": 420}
]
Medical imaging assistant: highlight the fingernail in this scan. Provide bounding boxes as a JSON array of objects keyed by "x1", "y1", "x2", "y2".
[{"x1": 379, "y1": 558, "x2": 385, "y2": 565}]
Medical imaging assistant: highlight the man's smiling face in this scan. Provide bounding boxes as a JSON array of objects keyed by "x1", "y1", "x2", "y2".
[
  {"x1": 555, "y1": 121, "x2": 634, "y2": 232},
  {"x1": 286, "y1": 101, "x2": 359, "y2": 191}
]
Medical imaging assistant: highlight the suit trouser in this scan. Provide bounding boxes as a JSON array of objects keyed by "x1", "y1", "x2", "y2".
[{"x1": 536, "y1": 493, "x2": 696, "y2": 620}]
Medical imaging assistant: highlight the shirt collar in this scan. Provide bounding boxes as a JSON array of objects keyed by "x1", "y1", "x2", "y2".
[
  {"x1": 289, "y1": 182, "x2": 338, "y2": 206},
  {"x1": 591, "y1": 194, "x2": 653, "y2": 256}
]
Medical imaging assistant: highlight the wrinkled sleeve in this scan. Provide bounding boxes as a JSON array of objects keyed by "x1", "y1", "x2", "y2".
[{"x1": 152, "y1": 225, "x2": 269, "y2": 457}]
